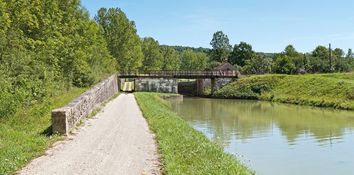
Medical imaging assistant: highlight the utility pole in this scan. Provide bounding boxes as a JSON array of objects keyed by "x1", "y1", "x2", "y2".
[{"x1": 328, "y1": 43, "x2": 333, "y2": 72}]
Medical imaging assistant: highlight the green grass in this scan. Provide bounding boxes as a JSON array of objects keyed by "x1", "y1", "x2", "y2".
[
  {"x1": 214, "y1": 73, "x2": 354, "y2": 110},
  {"x1": 135, "y1": 93, "x2": 252, "y2": 175},
  {"x1": 0, "y1": 88, "x2": 86, "y2": 174}
]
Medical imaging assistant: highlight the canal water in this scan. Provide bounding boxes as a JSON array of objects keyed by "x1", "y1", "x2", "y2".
[{"x1": 168, "y1": 97, "x2": 354, "y2": 175}]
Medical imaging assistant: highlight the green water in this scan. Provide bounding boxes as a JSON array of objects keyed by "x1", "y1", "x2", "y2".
[{"x1": 168, "y1": 97, "x2": 354, "y2": 175}]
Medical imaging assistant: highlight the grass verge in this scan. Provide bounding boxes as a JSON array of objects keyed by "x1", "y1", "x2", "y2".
[
  {"x1": 135, "y1": 92, "x2": 252, "y2": 175},
  {"x1": 214, "y1": 73, "x2": 354, "y2": 110},
  {"x1": 0, "y1": 88, "x2": 86, "y2": 174}
]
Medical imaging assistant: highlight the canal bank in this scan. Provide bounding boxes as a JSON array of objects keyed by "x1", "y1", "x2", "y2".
[
  {"x1": 213, "y1": 73, "x2": 354, "y2": 110},
  {"x1": 134, "y1": 93, "x2": 252, "y2": 174}
]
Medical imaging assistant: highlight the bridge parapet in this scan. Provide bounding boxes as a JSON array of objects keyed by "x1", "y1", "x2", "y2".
[
  {"x1": 118, "y1": 70, "x2": 239, "y2": 79},
  {"x1": 52, "y1": 75, "x2": 118, "y2": 135}
]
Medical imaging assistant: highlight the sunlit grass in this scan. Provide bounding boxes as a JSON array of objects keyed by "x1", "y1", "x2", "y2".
[
  {"x1": 215, "y1": 73, "x2": 354, "y2": 110},
  {"x1": 135, "y1": 93, "x2": 252, "y2": 175},
  {"x1": 0, "y1": 88, "x2": 86, "y2": 174}
]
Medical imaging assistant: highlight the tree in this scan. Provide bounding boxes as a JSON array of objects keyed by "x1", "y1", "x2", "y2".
[
  {"x1": 312, "y1": 46, "x2": 329, "y2": 59},
  {"x1": 210, "y1": 31, "x2": 232, "y2": 62},
  {"x1": 306, "y1": 55, "x2": 327, "y2": 73},
  {"x1": 346, "y1": 48, "x2": 353, "y2": 59},
  {"x1": 242, "y1": 54, "x2": 272, "y2": 74},
  {"x1": 0, "y1": 0, "x2": 116, "y2": 119},
  {"x1": 160, "y1": 46, "x2": 180, "y2": 70},
  {"x1": 334, "y1": 57, "x2": 351, "y2": 72},
  {"x1": 230, "y1": 42, "x2": 254, "y2": 66},
  {"x1": 141, "y1": 37, "x2": 163, "y2": 70},
  {"x1": 333, "y1": 48, "x2": 344, "y2": 58},
  {"x1": 95, "y1": 8, "x2": 143, "y2": 71},
  {"x1": 312, "y1": 45, "x2": 332, "y2": 72},
  {"x1": 273, "y1": 55, "x2": 296, "y2": 74},
  {"x1": 180, "y1": 49, "x2": 208, "y2": 71},
  {"x1": 284, "y1": 45, "x2": 299, "y2": 57},
  {"x1": 283, "y1": 45, "x2": 305, "y2": 72}
]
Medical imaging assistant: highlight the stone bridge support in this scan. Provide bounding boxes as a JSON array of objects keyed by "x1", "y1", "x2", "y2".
[
  {"x1": 196, "y1": 79, "x2": 205, "y2": 96},
  {"x1": 211, "y1": 78, "x2": 216, "y2": 95},
  {"x1": 135, "y1": 78, "x2": 178, "y2": 93}
]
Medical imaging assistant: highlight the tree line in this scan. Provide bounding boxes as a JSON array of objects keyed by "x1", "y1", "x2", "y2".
[
  {"x1": 95, "y1": 9, "x2": 354, "y2": 74},
  {"x1": 0, "y1": 2, "x2": 208, "y2": 119},
  {"x1": 95, "y1": 7, "x2": 210, "y2": 72},
  {"x1": 0, "y1": 2, "x2": 353, "y2": 119},
  {"x1": 208, "y1": 31, "x2": 354, "y2": 74},
  {"x1": 0, "y1": 0, "x2": 116, "y2": 118}
]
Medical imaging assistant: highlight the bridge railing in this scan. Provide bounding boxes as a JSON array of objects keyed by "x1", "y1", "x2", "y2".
[{"x1": 117, "y1": 70, "x2": 239, "y2": 78}]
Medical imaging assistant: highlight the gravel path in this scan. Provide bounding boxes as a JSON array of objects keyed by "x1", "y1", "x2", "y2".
[{"x1": 19, "y1": 94, "x2": 161, "y2": 175}]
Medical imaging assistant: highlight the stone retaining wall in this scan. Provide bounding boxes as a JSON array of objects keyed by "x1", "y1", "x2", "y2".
[
  {"x1": 52, "y1": 75, "x2": 119, "y2": 135},
  {"x1": 204, "y1": 78, "x2": 234, "y2": 91}
]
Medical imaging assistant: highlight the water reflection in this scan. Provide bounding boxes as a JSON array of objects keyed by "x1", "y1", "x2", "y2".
[{"x1": 168, "y1": 97, "x2": 354, "y2": 175}]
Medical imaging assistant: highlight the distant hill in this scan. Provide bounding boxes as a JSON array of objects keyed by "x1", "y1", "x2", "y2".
[
  {"x1": 164, "y1": 45, "x2": 275, "y2": 58},
  {"x1": 163, "y1": 45, "x2": 211, "y2": 54},
  {"x1": 257, "y1": 52, "x2": 276, "y2": 58}
]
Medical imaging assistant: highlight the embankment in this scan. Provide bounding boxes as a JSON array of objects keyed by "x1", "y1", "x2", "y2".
[
  {"x1": 135, "y1": 93, "x2": 252, "y2": 175},
  {"x1": 214, "y1": 73, "x2": 354, "y2": 110},
  {"x1": 0, "y1": 88, "x2": 86, "y2": 174}
]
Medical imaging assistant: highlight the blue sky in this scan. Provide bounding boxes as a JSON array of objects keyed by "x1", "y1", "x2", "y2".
[{"x1": 81, "y1": 0, "x2": 354, "y2": 53}]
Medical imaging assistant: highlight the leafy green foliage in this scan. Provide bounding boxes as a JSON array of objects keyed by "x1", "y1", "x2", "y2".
[
  {"x1": 0, "y1": 88, "x2": 86, "y2": 174},
  {"x1": 141, "y1": 37, "x2": 163, "y2": 70},
  {"x1": 210, "y1": 31, "x2": 232, "y2": 62},
  {"x1": 95, "y1": 7, "x2": 143, "y2": 71},
  {"x1": 160, "y1": 46, "x2": 180, "y2": 70},
  {"x1": 273, "y1": 55, "x2": 296, "y2": 74},
  {"x1": 0, "y1": 0, "x2": 115, "y2": 119},
  {"x1": 230, "y1": 42, "x2": 254, "y2": 66},
  {"x1": 135, "y1": 93, "x2": 252, "y2": 175},
  {"x1": 242, "y1": 54, "x2": 272, "y2": 74},
  {"x1": 180, "y1": 49, "x2": 208, "y2": 70}
]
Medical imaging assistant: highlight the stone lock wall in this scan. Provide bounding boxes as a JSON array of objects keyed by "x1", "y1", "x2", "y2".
[
  {"x1": 52, "y1": 75, "x2": 119, "y2": 135},
  {"x1": 204, "y1": 78, "x2": 234, "y2": 91},
  {"x1": 135, "y1": 78, "x2": 178, "y2": 93}
]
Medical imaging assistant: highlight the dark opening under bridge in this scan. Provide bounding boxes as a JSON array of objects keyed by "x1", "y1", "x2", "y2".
[{"x1": 117, "y1": 70, "x2": 239, "y2": 95}]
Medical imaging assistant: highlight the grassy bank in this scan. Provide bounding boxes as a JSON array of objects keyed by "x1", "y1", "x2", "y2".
[
  {"x1": 135, "y1": 93, "x2": 251, "y2": 175},
  {"x1": 214, "y1": 73, "x2": 354, "y2": 110},
  {"x1": 0, "y1": 88, "x2": 86, "y2": 174}
]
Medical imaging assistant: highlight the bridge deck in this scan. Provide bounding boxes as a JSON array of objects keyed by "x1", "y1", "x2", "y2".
[{"x1": 118, "y1": 70, "x2": 239, "y2": 79}]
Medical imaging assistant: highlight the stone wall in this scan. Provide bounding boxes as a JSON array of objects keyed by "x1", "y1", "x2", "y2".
[
  {"x1": 52, "y1": 75, "x2": 118, "y2": 135},
  {"x1": 204, "y1": 78, "x2": 234, "y2": 91},
  {"x1": 136, "y1": 78, "x2": 178, "y2": 93}
]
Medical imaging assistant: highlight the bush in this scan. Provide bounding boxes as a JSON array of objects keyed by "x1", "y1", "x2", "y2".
[{"x1": 0, "y1": 92, "x2": 18, "y2": 119}]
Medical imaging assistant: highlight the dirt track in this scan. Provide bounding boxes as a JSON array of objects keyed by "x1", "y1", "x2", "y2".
[{"x1": 19, "y1": 94, "x2": 161, "y2": 175}]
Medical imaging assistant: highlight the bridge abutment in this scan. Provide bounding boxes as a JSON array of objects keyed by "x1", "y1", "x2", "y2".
[
  {"x1": 135, "y1": 78, "x2": 178, "y2": 93},
  {"x1": 196, "y1": 79, "x2": 205, "y2": 96}
]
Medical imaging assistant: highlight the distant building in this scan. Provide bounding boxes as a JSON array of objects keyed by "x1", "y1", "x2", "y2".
[{"x1": 213, "y1": 62, "x2": 238, "y2": 71}]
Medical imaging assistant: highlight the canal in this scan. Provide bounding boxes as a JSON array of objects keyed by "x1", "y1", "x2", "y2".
[{"x1": 168, "y1": 97, "x2": 354, "y2": 175}]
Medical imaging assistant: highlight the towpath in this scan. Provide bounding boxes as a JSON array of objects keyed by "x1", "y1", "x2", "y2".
[{"x1": 19, "y1": 94, "x2": 161, "y2": 175}]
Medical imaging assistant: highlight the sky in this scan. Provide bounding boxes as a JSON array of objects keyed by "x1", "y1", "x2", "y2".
[{"x1": 81, "y1": 0, "x2": 354, "y2": 53}]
